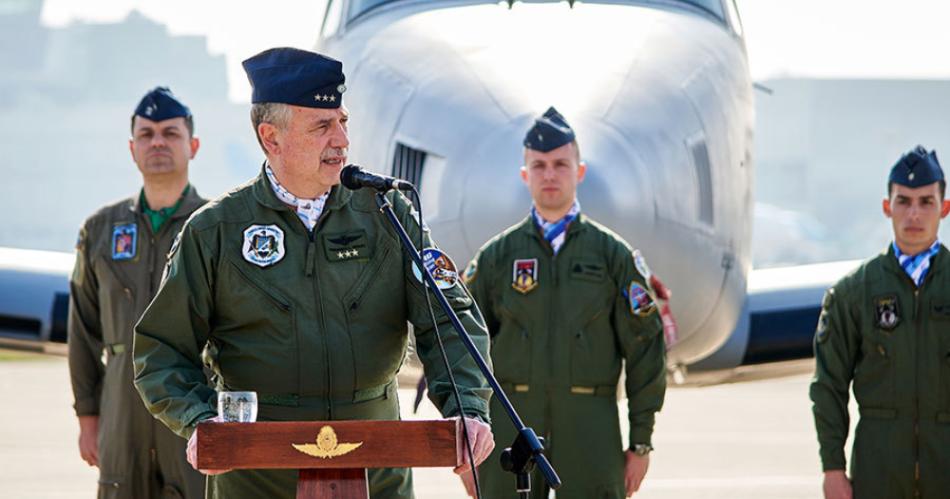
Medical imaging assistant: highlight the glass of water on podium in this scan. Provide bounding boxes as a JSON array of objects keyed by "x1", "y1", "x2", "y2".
[{"x1": 217, "y1": 391, "x2": 258, "y2": 422}]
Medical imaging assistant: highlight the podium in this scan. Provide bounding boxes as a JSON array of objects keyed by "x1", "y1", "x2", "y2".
[{"x1": 196, "y1": 419, "x2": 460, "y2": 499}]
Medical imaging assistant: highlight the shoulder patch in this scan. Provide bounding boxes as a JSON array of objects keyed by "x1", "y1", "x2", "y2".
[
  {"x1": 463, "y1": 259, "x2": 477, "y2": 284},
  {"x1": 633, "y1": 249, "x2": 652, "y2": 280},
  {"x1": 413, "y1": 247, "x2": 459, "y2": 289},
  {"x1": 623, "y1": 280, "x2": 657, "y2": 317}
]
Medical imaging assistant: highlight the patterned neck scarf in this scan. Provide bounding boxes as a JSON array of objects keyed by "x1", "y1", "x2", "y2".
[
  {"x1": 531, "y1": 199, "x2": 581, "y2": 255},
  {"x1": 266, "y1": 165, "x2": 329, "y2": 231},
  {"x1": 893, "y1": 239, "x2": 941, "y2": 287}
]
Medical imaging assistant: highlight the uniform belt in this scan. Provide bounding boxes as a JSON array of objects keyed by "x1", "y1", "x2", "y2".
[
  {"x1": 256, "y1": 382, "x2": 392, "y2": 407},
  {"x1": 570, "y1": 385, "x2": 615, "y2": 397},
  {"x1": 104, "y1": 343, "x2": 126, "y2": 355},
  {"x1": 499, "y1": 383, "x2": 614, "y2": 397}
]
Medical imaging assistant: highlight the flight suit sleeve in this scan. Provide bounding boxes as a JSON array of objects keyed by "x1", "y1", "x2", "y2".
[
  {"x1": 67, "y1": 224, "x2": 105, "y2": 417},
  {"x1": 133, "y1": 224, "x2": 217, "y2": 439},
  {"x1": 394, "y1": 192, "x2": 493, "y2": 422},
  {"x1": 809, "y1": 286, "x2": 859, "y2": 471},
  {"x1": 612, "y1": 246, "x2": 665, "y2": 449},
  {"x1": 463, "y1": 248, "x2": 500, "y2": 336}
]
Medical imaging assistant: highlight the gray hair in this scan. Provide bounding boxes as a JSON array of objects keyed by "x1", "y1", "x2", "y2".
[{"x1": 250, "y1": 102, "x2": 292, "y2": 153}]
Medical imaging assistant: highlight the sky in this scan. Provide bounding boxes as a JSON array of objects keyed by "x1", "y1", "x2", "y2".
[{"x1": 39, "y1": 0, "x2": 950, "y2": 101}]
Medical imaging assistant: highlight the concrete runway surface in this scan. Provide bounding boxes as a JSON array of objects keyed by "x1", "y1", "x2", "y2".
[{"x1": 0, "y1": 350, "x2": 842, "y2": 498}]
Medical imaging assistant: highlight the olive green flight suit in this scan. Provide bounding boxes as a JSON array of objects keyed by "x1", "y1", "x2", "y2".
[
  {"x1": 69, "y1": 186, "x2": 207, "y2": 499},
  {"x1": 465, "y1": 214, "x2": 666, "y2": 499},
  {"x1": 811, "y1": 244, "x2": 950, "y2": 499},
  {"x1": 132, "y1": 169, "x2": 492, "y2": 499}
]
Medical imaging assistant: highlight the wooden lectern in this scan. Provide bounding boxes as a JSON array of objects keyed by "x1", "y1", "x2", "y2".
[{"x1": 195, "y1": 419, "x2": 460, "y2": 499}]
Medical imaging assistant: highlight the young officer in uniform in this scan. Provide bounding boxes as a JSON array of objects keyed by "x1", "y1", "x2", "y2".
[
  {"x1": 132, "y1": 48, "x2": 494, "y2": 499},
  {"x1": 462, "y1": 107, "x2": 666, "y2": 498},
  {"x1": 811, "y1": 145, "x2": 950, "y2": 499},
  {"x1": 68, "y1": 87, "x2": 207, "y2": 498}
]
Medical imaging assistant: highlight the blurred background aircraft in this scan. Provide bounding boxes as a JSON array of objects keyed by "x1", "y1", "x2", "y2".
[{"x1": 2, "y1": 0, "x2": 950, "y2": 375}]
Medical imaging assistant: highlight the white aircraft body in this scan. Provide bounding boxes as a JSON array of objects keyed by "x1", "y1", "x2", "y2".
[{"x1": 0, "y1": 0, "x2": 852, "y2": 372}]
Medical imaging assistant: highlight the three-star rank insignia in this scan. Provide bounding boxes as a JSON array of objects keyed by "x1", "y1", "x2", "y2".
[
  {"x1": 242, "y1": 224, "x2": 285, "y2": 268},
  {"x1": 511, "y1": 259, "x2": 539, "y2": 294},
  {"x1": 111, "y1": 223, "x2": 137, "y2": 260},
  {"x1": 624, "y1": 281, "x2": 657, "y2": 317},
  {"x1": 413, "y1": 248, "x2": 459, "y2": 289},
  {"x1": 874, "y1": 294, "x2": 900, "y2": 330},
  {"x1": 324, "y1": 230, "x2": 370, "y2": 262}
]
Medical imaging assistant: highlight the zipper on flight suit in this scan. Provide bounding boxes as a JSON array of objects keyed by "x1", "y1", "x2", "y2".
[
  {"x1": 913, "y1": 287, "x2": 921, "y2": 498},
  {"x1": 307, "y1": 209, "x2": 333, "y2": 419}
]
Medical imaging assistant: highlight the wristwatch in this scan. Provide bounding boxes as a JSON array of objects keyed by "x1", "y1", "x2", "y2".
[{"x1": 632, "y1": 444, "x2": 653, "y2": 456}]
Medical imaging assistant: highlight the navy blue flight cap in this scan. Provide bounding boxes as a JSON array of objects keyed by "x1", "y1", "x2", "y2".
[
  {"x1": 524, "y1": 106, "x2": 576, "y2": 153},
  {"x1": 134, "y1": 86, "x2": 191, "y2": 121},
  {"x1": 889, "y1": 145, "x2": 944, "y2": 188},
  {"x1": 242, "y1": 47, "x2": 346, "y2": 109}
]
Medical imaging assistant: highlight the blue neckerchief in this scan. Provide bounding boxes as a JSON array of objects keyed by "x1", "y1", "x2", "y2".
[
  {"x1": 531, "y1": 200, "x2": 580, "y2": 255},
  {"x1": 266, "y1": 165, "x2": 328, "y2": 231},
  {"x1": 893, "y1": 239, "x2": 941, "y2": 287}
]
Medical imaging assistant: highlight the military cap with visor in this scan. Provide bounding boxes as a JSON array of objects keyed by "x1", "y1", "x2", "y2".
[
  {"x1": 242, "y1": 47, "x2": 346, "y2": 109},
  {"x1": 134, "y1": 86, "x2": 191, "y2": 121},
  {"x1": 889, "y1": 145, "x2": 944, "y2": 188},
  {"x1": 524, "y1": 106, "x2": 576, "y2": 152}
]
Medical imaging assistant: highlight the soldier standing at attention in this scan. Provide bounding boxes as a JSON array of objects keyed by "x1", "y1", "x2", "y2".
[
  {"x1": 132, "y1": 48, "x2": 494, "y2": 499},
  {"x1": 811, "y1": 145, "x2": 950, "y2": 499},
  {"x1": 68, "y1": 86, "x2": 207, "y2": 498},
  {"x1": 462, "y1": 107, "x2": 667, "y2": 498}
]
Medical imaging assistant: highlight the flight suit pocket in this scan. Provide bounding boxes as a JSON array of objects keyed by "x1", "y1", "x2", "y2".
[
  {"x1": 491, "y1": 304, "x2": 531, "y2": 383},
  {"x1": 853, "y1": 334, "x2": 896, "y2": 407},
  {"x1": 571, "y1": 305, "x2": 621, "y2": 386},
  {"x1": 95, "y1": 257, "x2": 136, "y2": 345}
]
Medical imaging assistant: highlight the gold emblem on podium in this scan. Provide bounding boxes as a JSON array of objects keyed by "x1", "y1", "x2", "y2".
[{"x1": 292, "y1": 425, "x2": 363, "y2": 459}]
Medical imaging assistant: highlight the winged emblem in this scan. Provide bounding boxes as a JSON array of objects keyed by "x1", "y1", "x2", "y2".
[
  {"x1": 292, "y1": 426, "x2": 363, "y2": 459},
  {"x1": 329, "y1": 234, "x2": 361, "y2": 246}
]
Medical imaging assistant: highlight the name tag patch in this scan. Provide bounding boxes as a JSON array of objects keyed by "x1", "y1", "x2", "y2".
[
  {"x1": 324, "y1": 230, "x2": 371, "y2": 262},
  {"x1": 570, "y1": 259, "x2": 605, "y2": 282},
  {"x1": 243, "y1": 224, "x2": 285, "y2": 268},
  {"x1": 111, "y1": 223, "x2": 137, "y2": 260}
]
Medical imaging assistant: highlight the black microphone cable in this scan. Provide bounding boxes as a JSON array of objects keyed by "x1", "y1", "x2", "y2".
[{"x1": 406, "y1": 185, "x2": 484, "y2": 499}]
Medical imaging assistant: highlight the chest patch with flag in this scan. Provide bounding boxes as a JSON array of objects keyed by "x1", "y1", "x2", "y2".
[
  {"x1": 242, "y1": 224, "x2": 285, "y2": 268},
  {"x1": 111, "y1": 223, "x2": 137, "y2": 260},
  {"x1": 511, "y1": 259, "x2": 539, "y2": 294},
  {"x1": 874, "y1": 294, "x2": 900, "y2": 330}
]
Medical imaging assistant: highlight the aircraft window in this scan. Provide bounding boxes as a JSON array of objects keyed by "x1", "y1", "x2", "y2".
[
  {"x1": 688, "y1": 136, "x2": 715, "y2": 226},
  {"x1": 321, "y1": 0, "x2": 344, "y2": 38},
  {"x1": 392, "y1": 143, "x2": 427, "y2": 193},
  {"x1": 669, "y1": 0, "x2": 725, "y2": 21}
]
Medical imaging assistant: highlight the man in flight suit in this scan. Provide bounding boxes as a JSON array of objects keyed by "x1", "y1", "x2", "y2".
[
  {"x1": 68, "y1": 86, "x2": 207, "y2": 498},
  {"x1": 462, "y1": 107, "x2": 667, "y2": 498},
  {"x1": 132, "y1": 48, "x2": 495, "y2": 499},
  {"x1": 811, "y1": 145, "x2": 950, "y2": 499}
]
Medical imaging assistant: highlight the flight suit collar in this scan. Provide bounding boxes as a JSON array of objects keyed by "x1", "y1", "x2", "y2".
[
  {"x1": 515, "y1": 211, "x2": 589, "y2": 248},
  {"x1": 882, "y1": 242, "x2": 949, "y2": 287},
  {"x1": 127, "y1": 184, "x2": 203, "y2": 220},
  {"x1": 251, "y1": 163, "x2": 352, "y2": 214}
]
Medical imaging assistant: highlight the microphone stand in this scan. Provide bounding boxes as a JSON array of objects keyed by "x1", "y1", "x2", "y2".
[{"x1": 374, "y1": 192, "x2": 561, "y2": 498}]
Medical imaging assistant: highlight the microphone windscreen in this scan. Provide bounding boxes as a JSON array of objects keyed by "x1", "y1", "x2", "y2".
[{"x1": 340, "y1": 164, "x2": 362, "y2": 190}]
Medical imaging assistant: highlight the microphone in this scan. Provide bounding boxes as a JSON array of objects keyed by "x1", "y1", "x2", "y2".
[{"x1": 340, "y1": 164, "x2": 413, "y2": 191}]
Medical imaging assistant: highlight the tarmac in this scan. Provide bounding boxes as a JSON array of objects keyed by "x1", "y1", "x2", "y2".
[{"x1": 0, "y1": 349, "x2": 846, "y2": 498}]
